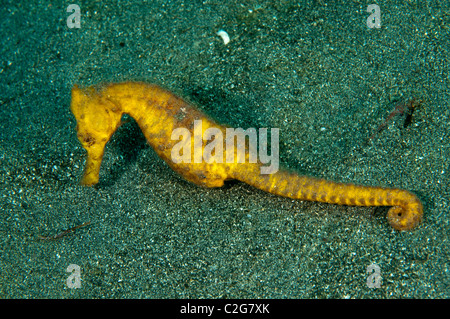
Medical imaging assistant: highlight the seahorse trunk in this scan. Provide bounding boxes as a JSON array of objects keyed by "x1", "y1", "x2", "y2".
[{"x1": 230, "y1": 165, "x2": 423, "y2": 231}]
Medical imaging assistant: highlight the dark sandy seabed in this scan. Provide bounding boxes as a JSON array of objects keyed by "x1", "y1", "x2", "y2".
[{"x1": 0, "y1": 0, "x2": 449, "y2": 299}]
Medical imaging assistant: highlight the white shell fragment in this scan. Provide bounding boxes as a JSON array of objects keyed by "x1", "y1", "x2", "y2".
[{"x1": 217, "y1": 30, "x2": 230, "y2": 45}]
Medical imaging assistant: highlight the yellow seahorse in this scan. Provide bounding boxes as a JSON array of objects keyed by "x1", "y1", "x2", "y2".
[{"x1": 70, "y1": 82, "x2": 423, "y2": 231}]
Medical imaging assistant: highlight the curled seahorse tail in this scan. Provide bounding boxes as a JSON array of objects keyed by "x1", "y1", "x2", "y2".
[
  {"x1": 386, "y1": 191, "x2": 423, "y2": 231},
  {"x1": 230, "y1": 165, "x2": 423, "y2": 231}
]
